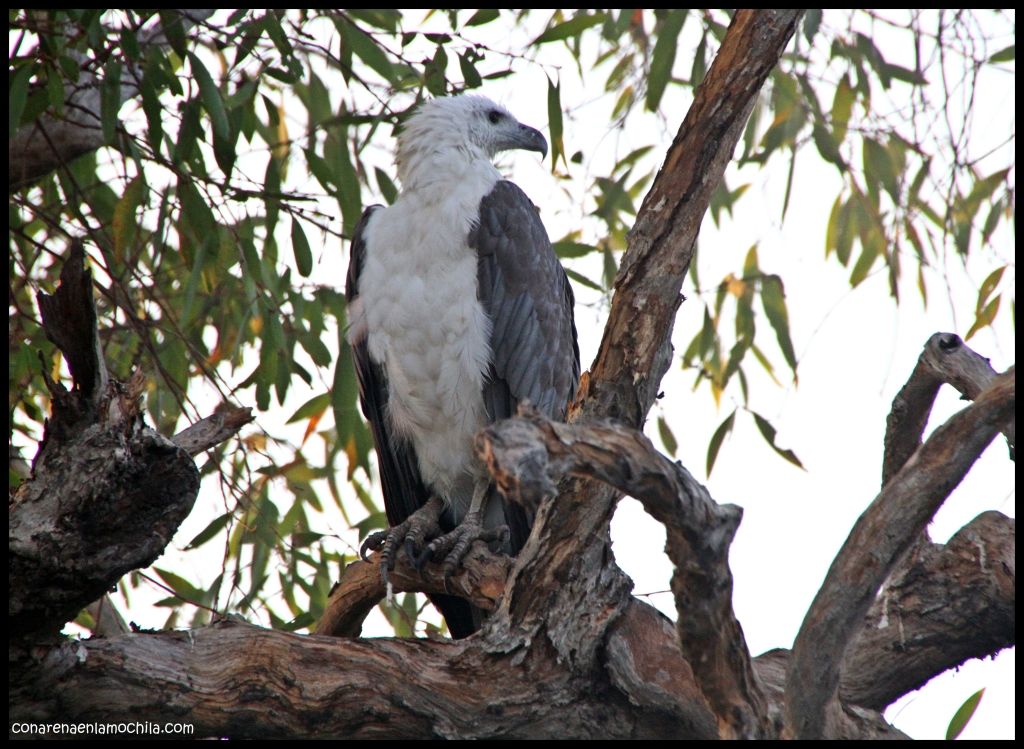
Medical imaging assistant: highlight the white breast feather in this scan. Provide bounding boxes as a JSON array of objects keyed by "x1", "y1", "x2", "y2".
[{"x1": 358, "y1": 157, "x2": 500, "y2": 514}]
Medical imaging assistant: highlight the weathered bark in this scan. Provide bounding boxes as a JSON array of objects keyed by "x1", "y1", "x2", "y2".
[
  {"x1": 9, "y1": 243, "x2": 252, "y2": 638},
  {"x1": 785, "y1": 370, "x2": 1015, "y2": 738},
  {"x1": 841, "y1": 511, "x2": 1015, "y2": 710},
  {"x1": 11, "y1": 619, "x2": 718, "y2": 740},
  {"x1": 884, "y1": 332, "x2": 1014, "y2": 485},
  {"x1": 479, "y1": 409, "x2": 761, "y2": 738}
]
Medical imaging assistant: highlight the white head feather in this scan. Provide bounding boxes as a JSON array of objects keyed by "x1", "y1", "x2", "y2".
[{"x1": 396, "y1": 95, "x2": 547, "y2": 189}]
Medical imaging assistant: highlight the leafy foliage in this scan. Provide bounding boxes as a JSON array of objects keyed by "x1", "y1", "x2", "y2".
[{"x1": 8, "y1": 10, "x2": 1014, "y2": 635}]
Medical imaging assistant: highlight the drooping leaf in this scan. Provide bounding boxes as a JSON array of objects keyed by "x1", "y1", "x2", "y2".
[
  {"x1": 112, "y1": 176, "x2": 146, "y2": 264},
  {"x1": 989, "y1": 44, "x2": 1015, "y2": 64},
  {"x1": 946, "y1": 688, "x2": 985, "y2": 740},
  {"x1": 803, "y1": 9, "x2": 822, "y2": 43},
  {"x1": 553, "y1": 241, "x2": 598, "y2": 259},
  {"x1": 8, "y1": 62, "x2": 34, "y2": 134},
  {"x1": 752, "y1": 412, "x2": 804, "y2": 469},
  {"x1": 458, "y1": 51, "x2": 482, "y2": 89},
  {"x1": 831, "y1": 74, "x2": 855, "y2": 148},
  {"x1": 290, "y1": 216, "x2": 313, "y2": 277},
  {"x1": 863, "y1": 137, "x2": 899, "y2": 202},
  {"x1": 547, "y1": 76, "x2": 565, "y2": 169},
  {"x1": 185, "y1": 513, "x2": 233, "y2": 550},
  {"x1": 337, "y1": 17, "x2": 397, "y2": 84},
  {"x1": 706, "y1": 410, "x2": 736, "y2": 477},
  {"x1": 188, "y1": 52, "x2": 229, "y2": 141},
  {"x1": 646, "y1": 10, "x2": 687, "y2": 112},
  {"x1": 466, "y1": 9, "x2": 499, "y2": 26},
  {"x1": 532, "y1": 12, "x2": 607, "y2": 45},
  {"x1": 99, "y1": 60, "x2": 122, "y2": 144},
  {"x1": 657, "y1": 416, "x2": 678, "y2": 457},
  {"x1": 424, "y1": 44, "x2": 448, "y2": 96},
  {"x1": 565, "y1": 268, "x2": 603, "y2": 292},
  {"x1": 288, "y1": 393, "x2": 331, "y2": 424},
  {"x1": 760, "y1": 275, "x2": 798, "y2": 377},
  {"x1": 374, "y1": 167, "x2": 398, "y2": 204},
  {"x1": 964, "y1": 296, "x2": 1001, "y2": 341},
  {"x1": 153, "y1": 567, "x2": 206, "y2": 603}
]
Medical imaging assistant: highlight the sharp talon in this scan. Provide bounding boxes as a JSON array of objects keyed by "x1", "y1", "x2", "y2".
[
  {"x1": 358, "y1": 496, "x2": 446, "y2": 579},
  {"x1": 360, "y1": 530, "x2": 387, "y2": 562}
]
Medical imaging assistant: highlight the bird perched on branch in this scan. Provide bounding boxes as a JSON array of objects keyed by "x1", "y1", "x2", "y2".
[{"x1": 346, "y1": 94, "x2": 579, "y2": 637}]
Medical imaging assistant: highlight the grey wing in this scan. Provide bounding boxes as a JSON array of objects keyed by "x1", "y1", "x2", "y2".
[{"x1": 471, "y1": 181, "x2": 580, "y2": 551}]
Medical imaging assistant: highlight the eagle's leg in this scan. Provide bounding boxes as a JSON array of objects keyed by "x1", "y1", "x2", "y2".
[
  {"x1": 418, "y1": 478, "x2": 510, "y2": 576},
  {"x1": 360, "y1": 495, "x2": 446, "y2": 584}
]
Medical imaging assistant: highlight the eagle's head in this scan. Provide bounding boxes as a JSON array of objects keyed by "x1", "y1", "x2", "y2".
[{"x1": 396, "y1": 94, "x2": 547, "y2": 187}]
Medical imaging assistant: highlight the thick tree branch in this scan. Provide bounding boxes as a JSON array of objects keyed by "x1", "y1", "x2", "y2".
[
  {"x1": 316, "y1": 546, "x2": 512, "y2": 638},
  {"x1": 785, "y1": 369, "x2": 1015, "y2": 738},
  {"x1": 751, "y1": 515, "x2": 1014, "y2": 731},
  {"x1": 884, "y1": 332, "x2": 1014, "y2": 485},
  {"x1": 754, "y1": 650, "x2": 910, "y2": 740},
  {"x1": 480, "y1": 408, "x2": 765, "y2": 737},
  {"x1": 10, "y1": 620, "x2": 715, "y2": 740},
  {"x1": 840, "y1": 511, "x2": 1015, "y2": 710}
]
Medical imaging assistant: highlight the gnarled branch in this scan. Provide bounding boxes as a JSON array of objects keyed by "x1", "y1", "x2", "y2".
[
  {"x1": 785, "y1": 369, "x2": 1015, "y2": 738},
  {"x1": 841, "y1": 511, "x2": 1015, "y2": 710},
  {"x1": 480, "y1": 408, "x2": 764, "y2": 737},
  {"x1": 884, "y1": 332, "x2": 1014, "y2": 484},
  {"x1": 316, "y1": 545, "x2": 512, "y2": 638}
]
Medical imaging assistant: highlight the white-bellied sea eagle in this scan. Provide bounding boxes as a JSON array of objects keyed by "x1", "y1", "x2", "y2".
[{"x1": 346, "y1": 94, "x2": 579, "y2": 638}]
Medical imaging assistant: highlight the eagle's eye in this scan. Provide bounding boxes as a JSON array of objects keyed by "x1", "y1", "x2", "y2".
[{"x1": 487, "y1": 109, "x2": 504, "y2": 125}]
